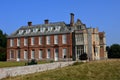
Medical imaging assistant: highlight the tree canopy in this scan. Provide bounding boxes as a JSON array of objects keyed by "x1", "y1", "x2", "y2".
[
  {"x1": 107, "y1": 44, "x2": 120, "y2": 58},
  {"x1": 0, "y1": 29, "x2": 7, "y2": 61}
]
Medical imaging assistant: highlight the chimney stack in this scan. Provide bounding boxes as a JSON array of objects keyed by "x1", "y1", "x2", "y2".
[
  {"x1": 28, "y1": 22, "x2": 32, "y2": 26},
  {"x1": 44, "y1": 19, "x2": 49, "y2": 24},
  {"x1": 70, "y1": 13, "x2": 74, "y2": 26}
]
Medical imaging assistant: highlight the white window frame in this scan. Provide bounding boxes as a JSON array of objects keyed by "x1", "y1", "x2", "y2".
[
  {"x1": 25, "y1": 29, "x2": 31, "y2": 34},
  {"x1": 33, "y1": 28, "x2": 38, "y2": 33},
  {"x1": 46, "y1": 36, "x2": 50, "y2": 45},
  {"x1": 24, "y1": 50, "x2": 28, "y2": 59},
  {"x1": 40, "y1": 27, "x2": 46, "y2": 32},
  {"x1": 24, "y1": 37, "x2": 28, "y2": 46},
  {"x1": 18, "y1": 30, "x2": 24, "y2": 35},
  {"x1": 54, "y1": 35, "x2": 58, "y2": 44},
  {"x1": 62, "y1": 48, "x2": 67, "y2": 58},
  {"x1": 39, "y1": 36, "x2": 42, "y2": 45},
  {"x1": 62, "y1": 34, "x2": 67, "y2": 44},
  {"x1": 17, "y1": 38, "x2": 20, "y2": 46},
  {"x1": 10, "y1": 50, "x2": 14, "y2": 59},
  {"x1": 31, "y1": 50, "x2": 35, "y2": 59},
  {"x1": 47, "y1": 49, "x2": 50, "y2": 59},
  {"x1": 39, "y1": 50, "x2": 43, "y2": 59},
  {"x1": 31, "y1": 37, "x2": 35, "y2": 45},
  {"x1": 55, "y1": 26, "x2": 61, "y2": 31},
  {"x1": 10, "y1": 39, "x2": 14, "y2": 47}
]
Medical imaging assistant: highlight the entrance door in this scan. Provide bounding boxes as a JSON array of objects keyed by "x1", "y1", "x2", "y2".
[
  {"x1": 17, "y1": 50, "x2": 20, "y2": 61},
  {"x1": 54, "y1": 48, "x2": 58, "y2": 61}
]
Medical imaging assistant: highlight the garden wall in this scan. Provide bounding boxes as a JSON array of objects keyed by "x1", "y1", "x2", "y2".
[{"x1": 0, "y1": 61, "x2": 75, "y2": 79}]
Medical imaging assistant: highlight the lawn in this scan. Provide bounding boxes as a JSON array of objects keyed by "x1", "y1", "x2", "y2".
[
  {"x1": 2, "y1": 59, "x2": 120, "y2": 80},
  {"x1": 0, "y1": 60, "x2": 50, "y2": 68}
]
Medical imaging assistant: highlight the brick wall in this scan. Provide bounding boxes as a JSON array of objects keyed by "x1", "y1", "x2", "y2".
[{"x1": 7, "y1": 33, "x2": 73, "y2": 61}]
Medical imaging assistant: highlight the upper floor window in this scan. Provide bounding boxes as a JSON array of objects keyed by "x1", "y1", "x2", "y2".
[
  {"x1": 62, "y1": 34, "x2": 67, "y2": 44},
  {"x1": 54, "y1": 35, "x2": 58, "y2": 44},
  {"x1": 76, "y1": 34, "x2": 83, "y2": 43},
  {"x1": 17, "y1": 38, "x2": 20, "y2": 46},
  {"x1": 46, "y1": 36, "x2": 50, "y2": 45},
  {"x1": 10, "y1": 39, "x2": 14, "y2": 47},
  {"x1": 77, "y1": 25, "x2": 82, "y2": 30},
  {"x1": 24, "y1": 37, "x2": 28, "y2": 46},
  {"x1": 39, "y1": 36, "x2": 42, "y2": 45},
  {"x1": 31, "y1": 37, "x2": 35, "y2": 45}
]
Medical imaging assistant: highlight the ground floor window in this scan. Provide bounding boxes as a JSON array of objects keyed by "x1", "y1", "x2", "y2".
[
  {"x1": 54, "y1": 48, "x2": 59, "y2": 61},
  {"x1": 31, "y1": 50, "x2": 35, "y2": 59},
  {"x1": 10, "y1": 50, "x2": 14, "y2": 59},
  {"x1": 76, "y1": 45, "x2": 84, "y2": 58},
  {"x1": 24, "y1": 50, "x2": 28, "y2": 59},
  {"x1": 62, "y1": 48, "x2": 67, "y2": 58},
  {"x1": 47, "y1": 49, "x2": 50, "y2": 59},
  {"x1": 39, "y1": 49, "x2": 43, "y2": 59},
  {"x1": 17, "y1": 49, "x2": 20, "y2": 58}
]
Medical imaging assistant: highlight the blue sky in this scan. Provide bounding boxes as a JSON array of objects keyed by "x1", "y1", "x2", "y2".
[{"x1": 0, "y1": 0, "x2": 120, "y2": 46}]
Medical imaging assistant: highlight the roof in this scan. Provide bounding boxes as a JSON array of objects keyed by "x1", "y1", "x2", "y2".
[{"x1": 8, "y1": 22, "x2": 73, "y2": 38}]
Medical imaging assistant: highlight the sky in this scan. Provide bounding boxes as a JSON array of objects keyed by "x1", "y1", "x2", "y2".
[{"x1": 0, "y1": 0, "x2": 120, "y2": 46}]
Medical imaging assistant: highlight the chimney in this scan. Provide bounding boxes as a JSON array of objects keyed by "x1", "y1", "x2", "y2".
[
  {"x1": 44, "y1": 19, "x2": 49, "y2": 24},
  {"x1": 70, "y1": 13, "x2": 74, "y2": 26},
  {"x1": 28, "y1": 22, "x2": 32, "y2": 26}
]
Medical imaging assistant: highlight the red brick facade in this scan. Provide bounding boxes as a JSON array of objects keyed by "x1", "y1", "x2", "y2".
[{"x1": 7, "y1": 33, "x2": 73, "y2": 61}]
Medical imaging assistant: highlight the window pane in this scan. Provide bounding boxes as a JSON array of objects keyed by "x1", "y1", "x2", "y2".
[
  {"x1": 54, "y1": 35, "x2": 58, "y2": 44},
  {"x1": 24, "y1": 38, "x2": 28, "y2": 46},
  {"x1": 39, "y1": 37, "x2": 42, "y2": 45},
  {"x1": 62, "y1": 35, "x2": 67, "y2": 44},
  {"x1": 31, "y1": 37, "x2": 35, "y2": 45},
  {"x1": 47, "y1": 49, "x2": 50, "y2": 59},
  {"x1": 46, "y1": 36, "x2": 50, "y2": 45},
  {"x1": 10, "y1": 39, "x2": 14, "y2": 47},
  {"x1": 17, "y1": 38, "x2": 20, "y2": 46},
  {"x1": 62, "y1": 48, "x2": 67, "y2": 58},
  {"x1": 39, "y1": 50, "x2": 43, "y2": 59},
  {"x1": 31, "y1": 50, "x2": 35, "y2": 59},
  {"x1": 10, "y1": 50, "x2": 14, "y2": 59},
  {"x1": 24, "y1": 50, "x2": 28, "y2": 59}
]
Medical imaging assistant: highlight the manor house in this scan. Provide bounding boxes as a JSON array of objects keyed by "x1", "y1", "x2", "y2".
[{"x1": 7, "y1": 13, "x2": 107, "y2": 61}]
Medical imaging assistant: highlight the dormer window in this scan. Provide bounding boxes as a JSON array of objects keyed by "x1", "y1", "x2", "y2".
[
  {"x1": 48, "y1": 27, "x2": 53, "y2": 32},
  {"x1": 33, "y1": 28, "x2": 38, "y2": 33},
  {"x1": 40, "y1": 27, "x2": 46, "y2": 32},
  {"x1": 25, "y1": 29, "x2": 31, "y2": 34},
  {"x1": 55, "y1": 26, "x2": 61, "y2": 31},
  {"x1": 18, "y1": 30, "x2": 24, "y2": 35}
]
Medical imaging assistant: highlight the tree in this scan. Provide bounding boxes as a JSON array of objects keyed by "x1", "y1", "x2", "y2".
[
  {"x1": 0, "y1": 29, "x2": 7, "y2": 61},
  {"x1": 107, "y1": 44, "x2": 120, "y2": 58},
  {"x1": 79, "y1": 53, "x2": 88, "y2": 60}
]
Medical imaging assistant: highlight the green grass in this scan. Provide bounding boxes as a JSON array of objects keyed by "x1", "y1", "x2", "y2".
[
  {"x1": 2, "y1": 59, "x2": 120, "y2": 80},
  {"x1": 0, "y1": 61, "x2": 50, "y2": 68},
  {"x1": 0, "y1": 61, "x2": 25, "y2": 68}
]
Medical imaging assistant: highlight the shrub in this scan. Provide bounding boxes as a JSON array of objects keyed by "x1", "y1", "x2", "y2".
[
  {"x1": 26, "y1": 59, "x2": 37, "y2": 65},
  {"x1": 79, "y1": 53, "x2": 88, "y2": 60},
  {"x1": 72, "y1": 62, "x2": 84, "y2": 66}
]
